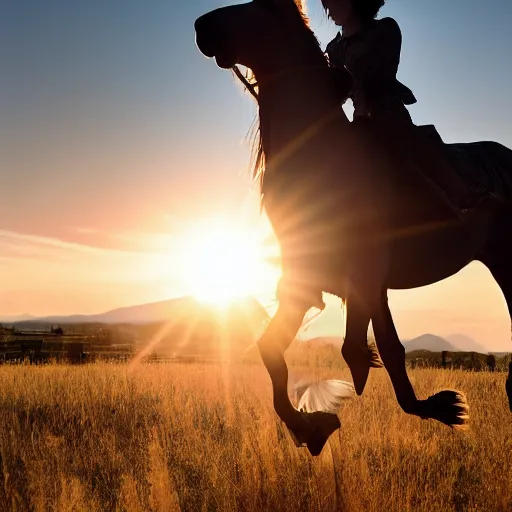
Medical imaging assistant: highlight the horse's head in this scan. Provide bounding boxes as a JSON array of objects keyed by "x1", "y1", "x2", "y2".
[{"x1": 195, "y1": 0, "x2": 322, "y2": 75}]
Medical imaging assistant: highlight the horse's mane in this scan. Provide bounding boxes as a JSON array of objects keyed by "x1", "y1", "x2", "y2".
[
  {"x1": 234, "y1": 0, "x2": 323, "y2": 196},
  {"x1": 289, "y1": 0, "x2": 311, "y2": 27}
]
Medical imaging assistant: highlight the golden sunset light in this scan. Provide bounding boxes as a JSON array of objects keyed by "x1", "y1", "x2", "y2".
[
  {"x1": 2, "y1": 1, "x2": 512, "y2": 509},
  {"x1": 177, "y1": 217, "x2": 281, "y2": 308}
]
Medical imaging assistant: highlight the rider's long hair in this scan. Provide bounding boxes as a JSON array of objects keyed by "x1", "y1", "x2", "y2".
[{"x1": 353, "y1": 0, "x2": 385, "y2": 21}]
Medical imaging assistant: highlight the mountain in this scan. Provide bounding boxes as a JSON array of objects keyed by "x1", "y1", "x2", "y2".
[
  {"x1": 304, "y1": 334, "x2": 454, "y2": 354},
  {"x1": 6, "y1": 296, "x2": 271, "y2": 359},
  {"x1": 0, "y1": 313, "x2": 37, "y2": 324},
  {"x1": 446, "y1": 334, "x2": 488, "y2": 354},
  {"x1": 304, "y1": 334, "x2": 491, "y2": 355},
  {"x1": 403, "y1": 334, "x2": 457, "y2": 353},
  {"x1": 36, "y1": 296, "x2": 199, "y2": 325},
  {"x1": 10, "y1": 296, "x2": 267, "y2": 326}
]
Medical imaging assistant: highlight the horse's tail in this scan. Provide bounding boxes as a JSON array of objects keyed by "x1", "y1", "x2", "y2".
[{"x1": 297, "y1": 379, "x2": 355, "y2": 414}]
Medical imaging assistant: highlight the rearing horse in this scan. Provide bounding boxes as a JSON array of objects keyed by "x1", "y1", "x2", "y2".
[{"x1": 195, "y1": 0, "x2": 512, "y2": 455}]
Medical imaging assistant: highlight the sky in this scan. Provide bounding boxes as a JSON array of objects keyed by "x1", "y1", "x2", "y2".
[{"x1": 1, "y1": 0, "x2": 512, "y2": 350}]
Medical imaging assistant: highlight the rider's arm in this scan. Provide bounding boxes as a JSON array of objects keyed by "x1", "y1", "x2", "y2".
[{"x1": 325, "y1": 35, "x2": 352, "y2": 104}]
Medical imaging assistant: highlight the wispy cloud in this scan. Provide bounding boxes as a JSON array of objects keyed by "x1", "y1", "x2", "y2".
[
  {"x1": 0, "y1": 228, "x2": 188, "y2": 317},
  {"x1": 0, "y1": 229, "x2": 162, "y2": 258},
  {"x1": 0, "y1": 228, "x2": 185, "y2": 285},
  {"x1": 0, "y1": 229, "x2": 112, "y2": 256},
  {"x1": 71, "y1": 222, "x2": 183, "y2": 254}
]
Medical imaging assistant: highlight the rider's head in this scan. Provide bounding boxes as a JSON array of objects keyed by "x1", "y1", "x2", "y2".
[{"x1": 321, "y1": 0, "x2": 385, "y2": 27}]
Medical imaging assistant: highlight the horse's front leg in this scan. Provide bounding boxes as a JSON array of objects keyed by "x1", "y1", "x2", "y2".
[
  {"x1": 257, "y1": 302, "x2": 307, "y2": 425},
  {"x1": 371, "y1": 291, "x2": 469, "y2": 428},
  {"x1": 257, "y1": 301, "x2": 341, "y2": 455}
]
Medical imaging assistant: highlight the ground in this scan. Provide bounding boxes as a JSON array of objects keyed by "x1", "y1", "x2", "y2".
[{"x1": 0, "y1": 361, "x2": 510, "y2": 511}]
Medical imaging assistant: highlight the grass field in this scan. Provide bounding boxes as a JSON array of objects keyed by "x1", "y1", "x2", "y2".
[{"x1": 0, "y1": 360, "x2": 510, "y2": 512}]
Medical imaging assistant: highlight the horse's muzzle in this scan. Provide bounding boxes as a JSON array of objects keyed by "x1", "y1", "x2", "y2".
[
  {"x1": 194, "y1": 14, "x2": 216, "y2": 58},
  {"x1": 194, "y1": 11, "x2": 237, "y2": 69}
]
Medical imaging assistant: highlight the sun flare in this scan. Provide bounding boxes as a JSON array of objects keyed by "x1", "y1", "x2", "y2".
[{"x1": 179, "y1": 218, "x2": 280, "y2": 308}]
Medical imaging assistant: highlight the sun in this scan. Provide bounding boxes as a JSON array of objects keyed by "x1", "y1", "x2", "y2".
[{"x1": 179, "y1": 218, "x2": 280, "y2": 308}]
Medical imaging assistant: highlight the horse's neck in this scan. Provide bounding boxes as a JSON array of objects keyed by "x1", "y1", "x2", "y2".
[
  {"x1": 257, "y1": 68, "x2": 348, "y2": 171},
  {"x1": 256, "y1": 66, "x2": 392, "y2": 231}
]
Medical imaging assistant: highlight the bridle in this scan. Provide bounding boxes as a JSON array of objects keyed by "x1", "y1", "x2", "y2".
[{"x1": 232, "y1": 65, "x2": 259, "y2": 100}]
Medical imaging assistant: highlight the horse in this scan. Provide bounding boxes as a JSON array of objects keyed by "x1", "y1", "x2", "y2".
[{"x1": 194, "y1": 0, "x2": 512, "y2": 455}]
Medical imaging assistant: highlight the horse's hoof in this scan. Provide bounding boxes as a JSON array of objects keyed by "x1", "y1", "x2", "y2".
[
  {"x1": 286, "y1": 424, "x2": 307, "y2": 448},
  {"x1": 305, "y1": 411, "x2": 341, "y2": 456},
  {"x1": 286, "y1": 411, "x2": 341, "y2": 456},
  {"x1": 421, "y1": 390, "x2": 469, "y2": 429}
]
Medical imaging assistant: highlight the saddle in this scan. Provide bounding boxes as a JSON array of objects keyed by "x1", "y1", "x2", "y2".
[
  {"x1": 376, "y1": 120, "x2": 488, "y2": 216},
  {"x1": 417, "y1": 124, "x2": 444, "y2": 144}
]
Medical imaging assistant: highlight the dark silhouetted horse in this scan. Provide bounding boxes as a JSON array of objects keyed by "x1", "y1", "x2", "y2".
[{"x1": 195, "y1": 0, "x2": 512, "y2": 455}]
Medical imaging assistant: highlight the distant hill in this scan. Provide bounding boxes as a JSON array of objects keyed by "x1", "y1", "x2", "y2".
[
  {"x1": 403, "y1": 334, "x2": 457, "y2": 353},
  {"x1": 13, "y1": 296, "x2": 197, "y2": 326},
  {"x1": 8, "y1": 296, "x2": 268, "y2": 327},
  {"x1": 403, "y1": 333, "x2": 489, "y2": 354},
  {"x1": 303, "y1": 334, "x2": 491, "y2": 356},
  {"x1": 6, "y1": 296, "x2": 271, "y2": 360},
  {"x1": 0, "y1": 313, "x2": 37, "y2": 324},
  {"x1": 446, "y1": 334, "x2": 488, "y2": 354},
  {"x1": 305, "y1": 334, "x2": 453, "y2": 354}
]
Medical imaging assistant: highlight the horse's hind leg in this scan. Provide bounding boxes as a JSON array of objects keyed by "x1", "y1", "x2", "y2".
[
  {"x1": 371, "y1": 290, "x2": 469, "y2": 427},
  {"x1": 257, "y1": 300, "x2": 341, "y2": 455},
  {"x1": 480, "y1": 247, "x2": 512, "y2": 412}
]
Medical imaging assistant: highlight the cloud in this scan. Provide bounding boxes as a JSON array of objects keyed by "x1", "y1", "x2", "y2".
[
  {"x1": 0, "y1": 228, "x2": 185, "y2": 288},
  {"x1": 71, "y1": 220, "x2": 183, "y2": 254},
  {"x1": 0, "y1": 229, "x2": 188, "y2": 317},
  {"x1": 0, "y1": 229, "x2": 165, "y2": 259},
  {"x1": 0, "y1": 229, "x2": 114, "y2": 256}
]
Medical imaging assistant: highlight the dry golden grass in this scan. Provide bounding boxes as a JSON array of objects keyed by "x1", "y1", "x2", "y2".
[{"x1": 0, "y1": 361, "x2": 510, "y2": 512}]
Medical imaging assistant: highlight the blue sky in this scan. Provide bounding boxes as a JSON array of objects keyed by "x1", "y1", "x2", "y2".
[
  {"x1": 2, "y1": 0, "x2": 511, "y2": 239},
  {"x1": 3, "y1": 0, "x2": 512, "y2": 229},
  {"x1": 1, "y1": 0, "x2": 511, "y2": 348}
]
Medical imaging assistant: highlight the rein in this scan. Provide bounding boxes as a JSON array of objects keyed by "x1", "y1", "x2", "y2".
[
  {"x1": 233, "y1": 62, "x2": 335, "y2": 100},
  {"x1": 232, "y1": 66, "x2": 259, "y2": 100}
]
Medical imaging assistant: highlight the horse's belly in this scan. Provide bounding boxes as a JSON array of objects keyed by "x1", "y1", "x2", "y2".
[{"x1": 386, "y1": 215, "x2": 490, "y2": 290}]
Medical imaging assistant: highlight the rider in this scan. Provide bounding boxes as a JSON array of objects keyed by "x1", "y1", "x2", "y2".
[
  {"x1": 321, "y1": 0, "x2": 483, "y2": 215},
  {"x1": 322, "y1": 0, "x2": 416, "y2": 126}
]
